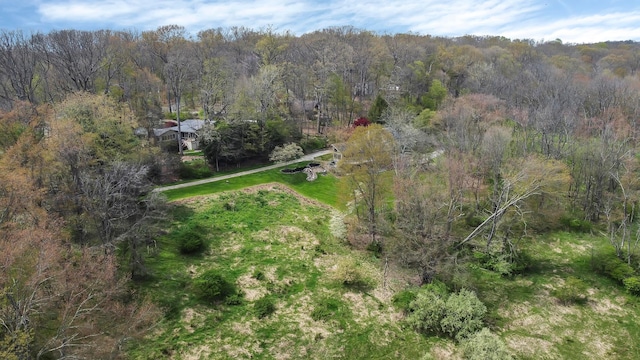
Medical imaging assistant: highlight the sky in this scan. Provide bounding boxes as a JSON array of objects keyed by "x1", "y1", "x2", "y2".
[{"x1": 1, "y1": 0, "x2": 640, "y2": 44}]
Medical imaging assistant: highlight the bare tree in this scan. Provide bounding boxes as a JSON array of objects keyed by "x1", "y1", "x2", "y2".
[
  {"x1": 0, "y1": 30, "x2": 41, "y2": 106},
  {"x1": 165, "y1": 40, "x2": 199, "y2": 155},
  {"x1": 79, "y1": 162, "x2": 167, "y2": 277},
  {"x1": 45, "y1": 30, "x2": 110, "y2": 93}
]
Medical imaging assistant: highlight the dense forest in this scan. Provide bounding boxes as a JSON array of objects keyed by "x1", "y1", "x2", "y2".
[{"x1": 2, "y1": 25, "x2": 640, "y2": 359}]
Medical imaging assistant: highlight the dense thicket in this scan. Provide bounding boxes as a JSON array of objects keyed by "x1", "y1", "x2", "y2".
[{"x1": 2, "y1": 24, "x2": 640, "y2": 358}]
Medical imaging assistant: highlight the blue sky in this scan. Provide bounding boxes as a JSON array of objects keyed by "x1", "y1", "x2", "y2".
[{"x1": 1, "y1": 0, "x2": 639, "y2": 44}]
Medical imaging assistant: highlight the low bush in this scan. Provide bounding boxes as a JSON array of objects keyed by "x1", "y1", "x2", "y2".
[
  {"x1": 623, "y1": 276, "x2": 640, "y2": 296},
  {"x1": 559, "y1": 215, "x2": 592, "y2": 233},
  {"x1": 194, "y1": 270, "x2": 237, "y2": 303},
  {"x1": 392, "y1": 288, "x2": 419, "y2": 313},
  {"x1": 552, "y1": 276, "x2": 589, "y2": 305},
  {"x1": 473, "y1": 250, "x2": 513, "y2": 276},
  {"x1": 174, "y1": 224, "x2": 206, "y2": 254},
  {"x1": 300, "y1": 136, "x2": 327, "y2": 153},
  {"x1": 178, "y1": 159, "x2": 213, "y2": 180},
  {"x1": 461, "y1": 328, "x2": 513, "y2": 360},
  {"x1": 254, "y1": 297, "x2": 276, "y2": 318},
  {"x1": 332, "y1": 257, "x2": 376, "y2": 289},
  {"x1": 406, "y1": 287, "x2": 447, "y2": 335},
  {"x1": 407, "y1": 285, "x2": 486, "y2": 341},
  {"x1": 592, "y1": 250, "x2": 635, "y2": 283},
  {"x1": 440, "y1": 288, "x2": 487, "y2": 340},
  {"x1": 224, "y1": 292, "x2": 245, "y2": 306}
]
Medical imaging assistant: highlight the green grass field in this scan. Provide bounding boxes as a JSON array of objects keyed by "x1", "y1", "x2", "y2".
[
  {"x1": 162, "y1": 162, "x2": 340, "y2": 208},
  {"x1": 128, "y1": 189, "x2": 434, "y2": 359}
]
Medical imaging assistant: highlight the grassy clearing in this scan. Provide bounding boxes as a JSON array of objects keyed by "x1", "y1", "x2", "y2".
[
  {"x1": 162, "y1": 162, "x2": 340, "y2": 208},
  {"x1": 140, "y1": 167, "x2": 640, "y2": 359},
  {"x1": 472, "y1": 232, "x2": 640, "y2": 359},
  {"x1": 128, "y1": 187, "x2": 435, "y2": 359}
]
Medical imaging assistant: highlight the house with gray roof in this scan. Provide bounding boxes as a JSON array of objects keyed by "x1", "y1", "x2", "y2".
[{"x1": 153, "y1": 119, "x2": 208, "y2": 150}]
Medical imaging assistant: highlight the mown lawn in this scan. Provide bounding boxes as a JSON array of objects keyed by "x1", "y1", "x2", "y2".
[{"x1": 161, "y1": 162, "x2": 340, "y2": 209}]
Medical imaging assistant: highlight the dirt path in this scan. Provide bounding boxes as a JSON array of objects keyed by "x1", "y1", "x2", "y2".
[{"x1": 154, "y1": 149, "x2": 332, "y2": 192}]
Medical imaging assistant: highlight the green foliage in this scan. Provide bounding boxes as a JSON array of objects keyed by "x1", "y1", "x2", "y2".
[
  {"x1": 311, "y1": 297, "x2": 345, "y2": 321},
  {"x1": 559, "y1": 215, "x2": 593, "y2": 233},
  {"x1": 300, "y1": 136, "x2": 328, "y2": 153},
  {"x1": 421, "y1": 79, "x2": 447, "y2": 110},
  {"x1": 178, "y1": 159, "x2": 213, "y2": 180},
  {"x1": 592, "y1": 250, "x2": 635, "y2": 283},
  {"x1": 164, "y1": 111, "x2": 194, "y2": 120},
  {"x1": 406, "y1": 285, "x2": 448, "y2": 335},
  {"x1": 368, "y1": 94, "x2": 389, "y2": 123},
  {"x1": 156, "y1": 292, "x2": 184, "y2": 319},
  {"x1": 440, "y1": 288, "x2": 487, "y2": 340},
  {"x1": 407, "y1": 285, "x2": 486, "y2": 341},
  {"x1": 465, "y1": 213, "x2": 484, "y2": 228},
  {"x1": 366, "y1": 240, "x2": 383, "y2": 257},
  {"x1": 623, "y1": 276, "x2": 640, "y2": 296},
  {"x1": 461, "y1": 328, "x2": 513, "y2": 360},
  {"x1": 392, "y1": 288, "x2": 419, "y2": 312},
  {"x1": 194, "y1": 270, "x2": 237, "y2": 303},
  {"x1": 552, "y1": 276, "x2": 589, "y2": 305},
  {"x1": 254, "y1": 297, "x2": 276, "y2": 318},
  {"x1": 172, "y1": 224, "x2": 206, "y2": 254},
  {"x1": 413, "y1": 108, "x2": 436, "y2": 130},
  {"x1": 253, "y1": 269, "x2": 265, "y2": 281},
  {"x1": 473, "y1": 249, "x2": 514, "y2": 276},
  {"x1": 0, "y1": 328, "x2": 33, "y2": 360},
  {"x1": 0, "y1": 121, "x2": 26, "y2": 152}
]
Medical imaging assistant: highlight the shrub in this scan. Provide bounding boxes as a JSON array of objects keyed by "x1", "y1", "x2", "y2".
[
  {"x1": 224, "y1": 292, "x2": 245, "y2": 306},
  {"x1": 300, "y1": 136, "x2": 327, "y2": 153},
  {"x1": 559, "y1": 215, "x2": 592, "y2": 233},
  {"x1": 178, "y1": 159, "x2": 213, "y2": 180},
  {"x1": 624, "y1": 276, "x2": 640, "y2": 296},
  {"x1": 194, "y1": 270, "x2": 236, "y2": 303},
  {"x1": 473, "y1": 250, "x2": 513, "y2": 276},
  {"x1": 174, "y1": 224, "x2": 206, "y2": 254},
  {"x1": 254, "y1": 297, "x2": 276, "y2": 318},
  {"x1": 593, "y1": 250, "x2": 635, "y2": 283},
  {"x1": 392, "y1": 288, "x2": 419, "y2": 313},
  {"x1": 552, "y1": 276, "x2": 589, "y2": 305},
  {"x1": 406, "y1": 288, "x2": 447, "y2": 335},
  {"x1": 461, "y1": 328, "x2": 513, "y2": 360},
  {"x1": 440, "y1": 288, "x2": 487, "y2": 340},
  {"x1": 465, "y1": 214, "x2": 484, "y2": 228},
  {"x1": 328, "y1": 211, "x2": 347, "y2": 240},
  {"x1": 510, "y1": 251, "x2": 534, "y2": 275},
  {"x1": 332, "y1": 257, "x2": 376, "y2": 289},
  {"x1": 406, "y1": 282, "x2": 450, "y2": 333},
  {"x1": 269, "y1": 142, "x2": 305, "y2": 163},
  {"x1": 366, "y1": 241, "x2": 383, "y2": 257}
]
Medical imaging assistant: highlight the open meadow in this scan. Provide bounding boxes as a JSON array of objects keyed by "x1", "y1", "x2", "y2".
[{"x1": 129, "y1": 168, "x2": 640, "y2": 360}]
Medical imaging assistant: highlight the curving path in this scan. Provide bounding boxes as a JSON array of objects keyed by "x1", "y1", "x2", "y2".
[{"x1": 154, "y1": 149, "x2": 332, "y2": 192}]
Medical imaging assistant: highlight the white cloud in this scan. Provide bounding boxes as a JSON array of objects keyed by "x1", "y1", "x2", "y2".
[{"x1": 32, "y1": 0, "x2": 640, "y2": 43}]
